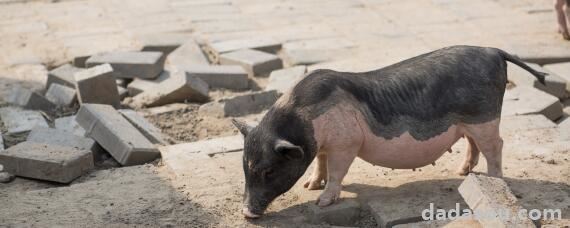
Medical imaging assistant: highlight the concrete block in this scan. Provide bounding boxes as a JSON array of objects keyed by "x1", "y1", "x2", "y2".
[
  {"x1": 47, "y1": 63, "x2": 83, "y2": 89},
  {"x1": 0, "y1": 107, "x2": 48, "y2": 135},
  {"x1": 543, "y1": 62, "x2": 570, "y2": 92},
  {"x1": 266, "y1": 66, "x2": 307, "y2": 93},
  {"x1": 160, "y1": 134, "x2": 242, "y2": 157},
  {"x1": 118, "y1": 86, "x2": 128, "y2": 100},
  {"x1": 45, "y1": 83, "x2": 77, "y2": 107},
  {"x1": 182, "y1": 65, "x2": 249, "y2": 90},
  {"x1": 0, "y1": 142, "x2": 94, "y2": 183},
  {"x1": 76, "y1": 104, "x2": 159, "y2": 166},
  {"x1": 165, "y1": 40, "x2": 209, "y2": 71},
  {"x1": 73, "y1": 56, "x2": 89, "y2": 68},
  {"x1": 500, "y1": 115, "x2": 557, "y2": 133},
  {"x1": 54, "y1": 115, "x2": 85, "y2": 136},
  {"x1": 86, "y1": 51, "x2": 165, "y2": 79},
  {"x1": 306, "y1": 199, "x2": 360, "y2": 226},
  {"x1": 127, "y1": 70, "x2": 171, "y2": 96},
  {"x1": 198, "y1": 90, "x2": 279, "y2": 117},
  {"x1": 131, "y1": 72, "x2": 209, "y2": 108},
  {"x1": 219, "y1": 49, "x2": 283, "y2": 77},
  {"x1": 7, "y1": 87, "x2": 57, "y2": 114},
  {"x1": 559, "y1": 117, "x2": 570, "y2": 141},
  {"x1": 507, "y1": 62, "x2": 567, "y2": 98},
  {"x1": 74, "y1": 63, "x2": 121, "y2": 107},
  {"x1": 138, "y1": 33, "x2": 192, "y2": 55},
  {"x1": 502, "y1": 86, "x2": 563, "y2": 121},
  {"x1": 27, "y1": 127, "x2": 101, "y2": 158},
  {"x1": 206, "y1": 37, "x2": 281, "y2": 62},
  {"x1": 119, "y1": 109, "x2": 166, "y2": 145},
  {"x1": 458, "y1": 174, "x2": 535, "y2": 227}
]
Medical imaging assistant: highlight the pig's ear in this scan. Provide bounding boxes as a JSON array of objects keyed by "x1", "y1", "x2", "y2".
[
  {"x1": 232, "y1": 119, "x2": 254, "y2": 136},
  {"x1": 274, "y1": 140, "x2": 304, "y2": 160}
]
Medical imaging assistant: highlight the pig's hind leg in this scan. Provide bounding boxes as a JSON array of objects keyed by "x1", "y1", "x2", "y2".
[
  {"x1": 462, "y1": 119, "x2": 503, "y2": 177},
  {"x1": 457, "y1": 136, "x2": 480, "y2": 175},
  {"x1": 304, "y1": 153, "x2": 327, "y2": 190}
]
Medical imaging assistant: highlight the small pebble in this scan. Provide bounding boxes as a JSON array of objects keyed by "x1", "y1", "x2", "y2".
[{"x1": 0, "y1": 172, "x2": 15, "y2": 183}]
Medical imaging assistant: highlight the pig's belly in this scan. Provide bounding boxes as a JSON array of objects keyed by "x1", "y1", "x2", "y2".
[{"x1": 358, "y1": 125, "x2": 462, "y2": 169}]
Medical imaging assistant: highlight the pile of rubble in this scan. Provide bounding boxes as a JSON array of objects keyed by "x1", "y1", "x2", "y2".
[{"x1": 0, "y1": 36, "x2": 304, "y2": 183}]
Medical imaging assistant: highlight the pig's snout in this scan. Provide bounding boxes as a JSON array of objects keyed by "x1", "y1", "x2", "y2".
[{"x1": 242, "y1": 207, "x2": 261, "y2": 219}]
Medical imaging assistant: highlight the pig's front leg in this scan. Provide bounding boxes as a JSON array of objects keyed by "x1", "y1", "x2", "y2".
[
  {"x1": 316, "y1": 149, "x2": 358, "y2": 207},
  {"x1": 304, "y1": 153, "x2": 327, "y2": 190}
]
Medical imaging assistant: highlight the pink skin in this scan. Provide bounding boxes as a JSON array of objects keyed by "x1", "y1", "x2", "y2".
[
  {"x1": 305, "y1": 103, "x2": 503, "y2": 207},
  {"x1": 555, "y1": 0, "x2": 570, "y2": 40}
]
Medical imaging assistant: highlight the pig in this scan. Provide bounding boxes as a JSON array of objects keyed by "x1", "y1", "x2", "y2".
[{"x1": 232, "y1": 45, "x2": 547, "y2": 219}]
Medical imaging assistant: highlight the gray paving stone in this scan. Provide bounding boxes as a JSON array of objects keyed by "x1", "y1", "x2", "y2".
[
  {"x1": 6, "y1": 87, "x2": 57, "y2": 114},
  {"x1": 502, "y1": 86, "x2": 563, "y2": 121},
  {"x1": 119, "y1": 109, "x2": 166, "y2": 145},
  {"x1": 86, "y1": 51, "x2": 165, "y2": 79},
  {"x1": 306, "y1": 199, "x2": 360, "y2": 226},
  {"x1": 281, "y1": 38, "x2": 356, "y2": 66},
  {"x1": 219, "y1": 49, "x2": 283, "y2": 77},
  {"x1": 507, "y1": 62, "x2": 567, "y2": 98},
  {"x1": 206, "y1": 37, "x2": 281, "y2": 62},
  {"x1": 131, "y1": 72, "x2": 209, "y2": 107},
  {"x1": 159, "y1": 134, "x2": 242, "y2": 157},
  {"x1": 76, "y1": 104, "x2": 159, "y2": 166},
  {"x1": 138, "y1": 32, "x2": 192, "y2": 55},
  {"x1": 198, "y1": 90, "x2": 279, "y2": 117},
  {"x1": 74, "y1": 64, "x2": 121, "y2": 107},
  {"x1": 0, "y1": 107, "x2": 48, "y2": 135},
  {"x1": 54, "y1": 115, "x2": 85, "y2": 136},
  {"x1": 47, "y1": 63, "x2": 83, "y2": 89},
  {"x1": 127, "y1": 70, "x2": 171, "y2": 96},
  {"x1": 27, "y1": 127, "x2": 101, "y2": 157},
  {"x1": 0, "y1": 142, "x2": 94, "y2": 183},
  {"x1": 182, "y1": 65, "x2": 249, "y2": 90},
  {"x1": 266, "y1": 65, "x2": 306, "y2": 93},
  {"x1": 165, "y1": 40, "x2": 209, "y2": 71},
  {"x1": 458, "y1": 174, "x2": 535, "y2": 228},
  {"x1": 543, "y1": 62, "x2": 570, "y2": 92},
  {"x1": 118, "y1": 86, "x2": 128, "y2": 100},
  {"x1": 45, "y1": 83, "x2": 77, "y2": 107}
]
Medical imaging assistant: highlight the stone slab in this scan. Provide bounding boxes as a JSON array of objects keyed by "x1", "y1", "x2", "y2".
[
  {"x1": 76, "y1": 104, "x2": 159, "y2": 166},
  {"x1": 119, "y1": 109, "x2": 166, "y2": 145},
  {"x1": 159, "y1": 135, "x2": 242, "y2": 158},
  {"x1": 86, "y1": 51, "x2": 165, "y2": 79},
  {"x1": 165, "y1": 39, "x2": 209, "y2": 71},
  {"x1": 0, "y1": 142, "x2": 94, "y2": 183},
  {"x1": 507, "y1": 62, "x2": 567, "y2": 99},
  {"x1": 219, "y1": 49, "x2": 283, "y2": 77},
  {"x1": 118, "y1": 86, "x2": 128, "y2": 100},
  {"x1": 27, "y1": 127, "x2": 101, "y2": 159},
  {"x1": 306, "y1": 199, "x2": 360, "y2": 226},
  {"x1": 183, "y1": 65, "x2": 249, "y2": 90},
  {"x1": 458, "y1": 174, "x2": 535, "y2": 227},
  {"x1": 45, "y1": 83, "x2": 77, "y2": 107},
  {"x1": 206, "y1": 37, "x2": 281, "y2": 62},
  {"x1": 0, "y1": 107, "x2": 48, "y2": 135},
  {"x1": 47, "y1": 63, "x2": 83, "y2": 89},
  {"x1": 7, "y1": 87, "x2": 57, "y2": 114},
  {"x1": 198, "y1": 90, "x2": 279, "y2": 117},
  {"x1": 266, "y1": 65, "x2": 307, "y2": 93},
  {"x1": 138, "y1": 32, "x2": 192, "y2": 55},
  {"x1": 54, "y1": 115, "x2": 85, "y2": 136},
  {"x1": 502, "y1": 86, "x2": 563, "y2": 121},
  {"x1": 74, "y1": 63, "x2": 121, "y2": 107},
  {"x1": 127, "y1": 70, "x2": 171, "y2": 96},
  {"x1": 543, "y1": 62, "x2": 570, "y2": 92},
  {"x1": 131, "y1": 72, "x2": 209, "y2": 107}
]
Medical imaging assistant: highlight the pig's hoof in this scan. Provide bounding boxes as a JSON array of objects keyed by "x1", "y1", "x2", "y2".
[
  {"x1": 457, "y1": 168, "x2": 470, "y2": 176},
  {"x1": 303, "y1": 179, "x2": 324, "y2": 190},
  {"x1": 316, "y1": 194, "x2": 338, "y2": 207}
]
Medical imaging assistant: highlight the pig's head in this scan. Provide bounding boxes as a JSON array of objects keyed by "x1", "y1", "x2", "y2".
[{"x1": 232, "y1": 111, "x2": 315, "y2": 219}]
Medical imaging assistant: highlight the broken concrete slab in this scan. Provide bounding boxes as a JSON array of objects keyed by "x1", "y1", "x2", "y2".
[
  {"x1": 266, "y1": 65, "x2": 307, "y2": 93},
  {"x1": 47, "y1": 63, "x2": 83, "y2": 89},
  {"x1": 502, "y1": 86, "x2": 563, "y2": 121},
  {"x1": 500, "y1": 115, "x2": 557, "y2": 133},
  {"x1": 165, "y1": 40, "x2": 209, "y2": 71},
  {"x1": 6, "y1": 87, "x2": 57, "y2": 114},
  {"x1": 45, "y1": 83, "x2": 77, "y2": 107},
  {"x1": 219, "y1": 49, "x2": 283, "y2": 77},
  {"x1": 0, "y1": 107, "x2": 49, "y2": 135},
  {"x1": 198, "y1": 90, "x2": 279, "y2": 117},
  {"x1": 543, "y1": 62, "x2": 570, "y2": 92},
  {"x1": 138, "y1": 32, "x2": 192, "y2": 55},
  {"x1": 74, "y1": 63, "x2": 121, "y2": 107},
  {"x1": 159, "y1": 134, "x2": 242, "y2": 158},
  {"x1": 507, "y1": 62, "x2": 567, "y2": 99},
  {"x1": 119, "y1": 109, "x2": 166, "y2": 145},
  {"x1": 458, "y1": 174, "x2": 535, "y2": 227},
  {"x1": 27, "y1": 127, "x2": 101, "y2": 158},
  {"x1": 127, "y1": 70, "x2": 171, "y2": 96},
  {"x1": 130, "y1": 72, "x2": 209, "y2": 107},
  {"x1": 54, "y1": 115, "x2": 85, "y2": 136},
  {"x1": 206, "y1": 37, "x2": 281, "y2": 62},
  {"x1": 0, "y1": 142, "x2": 94, "y2": 183},
  {"x1": 86, "y1": 51, "x2": 165, "y2": 79},
  {"x1": 76, "y1": 104, "x2": 159, "y2": 166},
  {"x1": 183, "y1": 65, "x2": 249, "y2": 90},
  {"x1": 306, "y1": 198, "x2": 360, "y2": 226}
]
